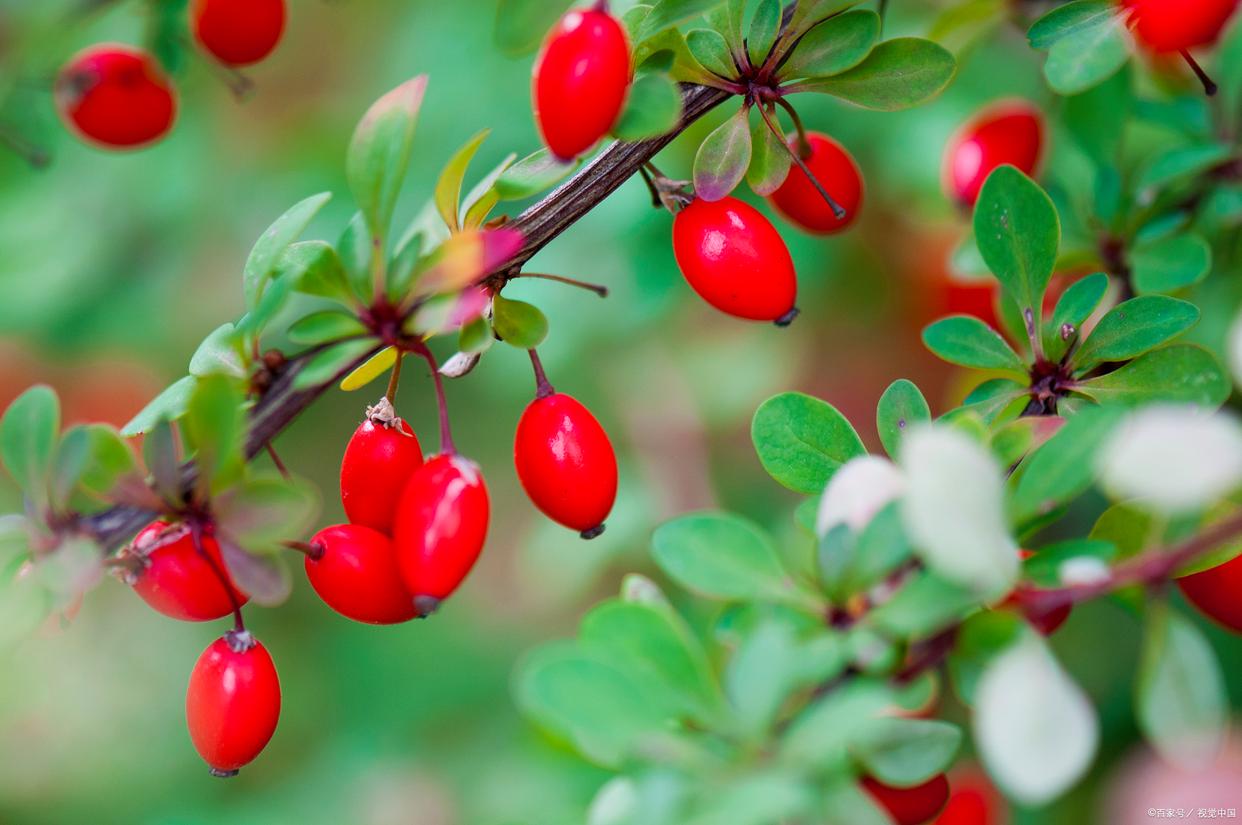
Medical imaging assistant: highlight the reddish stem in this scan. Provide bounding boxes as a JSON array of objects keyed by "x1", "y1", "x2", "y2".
[
  {"x1": 528, "y1": 349, "x2": 555, "y2": 399},
  {"x1": 190, "y1": 521, "x2": 245, "y2": 634},
  {"x1": 757, "y1": 102, "x2": 845, "y2": 219},
  {"x1": 415, "y1": 344, "x2": 456, "y2": 454}
]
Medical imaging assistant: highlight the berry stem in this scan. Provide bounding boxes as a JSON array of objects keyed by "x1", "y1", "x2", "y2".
[
  {"x1": 637, "y1": 165, "x2": 663, "y2": 208},
  {"x1": 773, "y1": 97, "x2": 812, "y2": 158},
  {"x1": 182, "y1": 35, "x2": 255, "y2": 100},
  {"x1": 757, "y1": 102, "x2": 846, "y2": 219},
  {"x1": 0, "y1": 122, "x2": 50, "y2": 168},
  {"x1": 190, "y1": 521, "x2": 246, "y2": 634},
  {"x1": 385, "y1": 350, "x2": 404, "y2": 403},
  {"x1": 513, "y1": 272, "x2": 608, "y2": 298},
  {"x1": 528, "y1": 349, "x2": 556, "y2": 399},
  {"x1": 1180, "y1": 49, "x2": 1218, "y2": 96},
  {"x1": 281, "y1": 540, "x2": 324, "y2": 561},
  {"x1": 264, "y1": 442, "x2": 290, "y2": 480},
  {"x1": 416, "y1": 345, "x2": 456, "y2": 454}
]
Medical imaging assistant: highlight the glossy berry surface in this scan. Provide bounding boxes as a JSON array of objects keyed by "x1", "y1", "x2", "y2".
[
  {"x1": 1120, "y1": 0, "x2": 1239, "y2": 52},
  {"x1": 55, "y1": 45, "x2": 176, "y2": 149},
  {"x1": 1178, "y1": 552, "x2": 1242, "y2": 633},
  {"x1": 768, "y1": 132, "x2": 863, "y2": 234},
  {"x1": 943, "y1": 101, "x2": 1043, "y2": 207},
  {"x1": 129, "y1": 521, "x2": 248, "y2": 622},
  {"x1": 304, "y1": 524, "x2": 418, "y2": 625},
  {"x1": 672, "y1": 196, "x2": 798, "y2": 323},
  {"x1": 340, "y1": 413, "x2": 424, "y2": 533},
  {"x1": 191, "y1": 0, "x2": 287, "y2": 66},
  {"x1": 393, "y1": 454, "x2": 490, "y2": 612},
  {"x1": 862, "y1": 775, "x2": 951, "y2": 825},
  {"x1": 515, "y1": 392, "x2": 618, "y2": 537},
  {"x1": 186, "y1": 632, "x2": 280, "y2": 776},
  {"x1": 532, "y1": 8, "x2": 631, "y2": 160}
]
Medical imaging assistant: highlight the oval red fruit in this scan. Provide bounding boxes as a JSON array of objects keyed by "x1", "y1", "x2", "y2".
[
  {"x1": 304, "y1": 524, "x2": 418, "y2": 625},
  {"x1": 1120, "y1": 0, "x2": 1239, "y2": 52},
  {"x1": 127, "y1": 521, "x2": 248, "y2": 622},
  {"x1": 515, "y1": 392, "x2": 618, "y2": 537},
  {"x1": 190, "y1": 0, "x2": 286, "y2": 66},
  {"x1": 394, "y1": 454, "x2": 490, "y2": 614},
  {"x1": 862, "y1": 775, "x2": 952, "y2": 825},
  {"x1": 54, "y1": 45, "x2": 176, "y2": 149},
  {"x1": 1177, "y1": 552, "x2": 1242, "y2": 633},
  {"x1": 768, "y1": 132, "x2": 864, "y2": 234},
  {"x1": 932, "y1": 768, "x2": 1004, "y2": 825},
  {"x1": 340, "y1": 404, "x2": 424, "y2": 533},
  {"x1": 186, "y1": 631, "x2": 280, "y2": 777},
  {"x1": 533, "y1": 8, "x2": 632, "y2": 160},
  {"x1": 943, "y1": 100, "x2": 1044, "y2": 207},
  {"x1": 672, "y1": 196, "x2": 798, "y2": 324}
]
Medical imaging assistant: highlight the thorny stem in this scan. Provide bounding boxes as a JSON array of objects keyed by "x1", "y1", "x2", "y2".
[
  {"x1": 416, "y1": 345, "x2": 456, "y2": 454},
  {"x1": 1181, "y1": 49, "x2": 1218, "y2": 96},
  {"x1": 385, "y1": 351, "x2": 404, "y2": 403},
  {"x1": 190, "y1": 522, "x2": 245, "y2": 634},
  {"x1": 757, "y1": 102, "x2": 846, "y2": 219},
  {"x1": 513, "y1": 272, "x2": 609, "y2": 298},
  {"x1": 528, "y1": 349, "x2": 555, "y2": 399}
]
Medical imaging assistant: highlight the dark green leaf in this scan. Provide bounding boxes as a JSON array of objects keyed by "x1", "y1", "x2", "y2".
[
  {"x1": 973, "y1": 166, "x2": 1060, "y2": 324},
  {"x1": 0, "y1": 386, "x2": 59, "y2": 505},
  {"x1": 746, "y1": 0, "x2": 781, "y2": 68},
  {"x1": 347, "y1": 76, "x2": 427, "y2": 237},
  {"x1": 1130, "y1": 234, "x2": 1212, "y2": 294},
  {"x1": 242, "y1": 192, "x2": 332, "y2": 310},
  {"x1": 287, "y1": 310, "x2": 368, "y2": 345},
  {"x1": 876, "y1": 379, "x2": 930, "y2": 458},
  {"x1": 1063, "y1": 66, "x2": 1131, "y2": 165},
  {"x1": 952, "y1": 378, "x2": 1027, "y2": 425},
  {"x1": 1041, "y1": 8, "x2": 1129, "y2": 94},
  {"x1": 686, "y1": 28, "x2": 736, "y2": 78},
  {"x1": 792, "y1": 38, "x2": 956, "y2": 111},
  {"x1": 922, "y1": 315, "x2": 1027, "y2": 373},
  {"x1": 1136, "y1": 144, "x2": 1233, "y2": 193},
  {"x1": 752, "y1": 392, "x2": 867, "y2": 494},
  {"x1": 1044, "y1": 271, "x2": 1108, "y2": 360},
  {"x1": 1027, "y1": 0, "x2": 1117, "y2": 48},
  {"x1": 693, "y1": 106, "x2": 752, "y2": 202},
  {"x1": 1077, "y1": 345, "x2": 1229, "y2": 407},
  {"x1": 779, "y1": 10, "x2": 880, "y2": 80},
  {"x1": 637, "y1": 0, "x2": 725, "y2": 40},
  {"x1": 492, "y1": 293, "x2": 548, "y2": 349},
  {"x1": 613, "y1": 73, "x2": 683, "y2": 141},
  {"x1": 280, "y1": 241, "x2": 354, "y2": 305},
  {"x1": 1074, "y1": 296, "x2": 1199, "y2": 370}
]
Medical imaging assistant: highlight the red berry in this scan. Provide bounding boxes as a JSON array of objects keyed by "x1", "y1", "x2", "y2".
[
  {"x1": 515, "y1": 392, "x2": 618, "y2": 537},
  {"x1": 186, "y1": 631, "x2": 280, "y2": 777},
  {"x1": 672, "y1": 196, "x2": 798, "y2": 324},
  {"x1": 190, "y1": 0, "x2": 286, "y2": 66},
  {"x1": 393, "y1": 454, "x2": 490, "y2": 614},
  {"x1": 943, "y1": 101, "x2": 1044, "y2": 207},
  {"x1": 532, "y1": 8, "x2": 632, "y2": 160},
  {"x1": 54, "y1": 45, "x2": 176, "y2": 149},
  {"x1": 340, "y1": 405, "x2": 424, "y2": 533},
  {"x1": 1177, "y1": 552, "x2": 1242, "y2": 633},
  {"x1": 304, "y1": 524, "x2": 418, "y2": 625},
  {"x1": 127, "y1": 521, "x2": 248, "y2": 622},
  {"x1": 1120, "y1": 0, "x2": 1239, "y2": 52},
  {"x1": 768, "y1": 132, "x2": 864, "y2": 234},
  {"x1": 862, "y1": 775, "x2": 951, "y2": 825},
  {"x1": 932, "y1": 770, "x2": 1004, "y2": 825}
]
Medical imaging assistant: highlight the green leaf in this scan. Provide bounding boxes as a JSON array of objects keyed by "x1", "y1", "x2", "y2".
[
  {"x1": 726, "y1": 619, "x2": 804, "y2": 739},
  {"x1": 69, "y1": 424, "x2": 138, "y2": 505},
  {"x1": 282, "y1": 240, "x2": 354, "y2": 304},
  {"x1": 347, "y1": 76, "x2": 428, "y2": 237},
  {"x1": 953, "y1": 378, "x2": 1027, "y2": 425},
  {"x1": 1062, "y1": 66, "x2": 1131, "y2": 165},
  {"x1": 143, "y1": 419, "x2": 182, "y2": 505},
  {"x1": 189, "y1": 322, "x2": 247, "y2": 379},
  {"x1": 779, "y1": 10, "x2": 880, "y2": 80},
  {"x1": 780, "y1": 679, "x2": 899, "y2": 771},
  {"x1": 876, "y1": 379, "x2": 930, "y2": 459},
  {"x1": 122, "y1": 375, "x2": 196, "y2": 437},
  {"x1": 922, "y1": 315, "x2": 1027, "y2": 374},
  {"x1": 1, "y1": 386, "x2": 59, "y2": 505},
  {"x1": 337, "y1": 212, "x2": 374, "y2": 300},
  {"x1": 1129, "y1": 233, "x2": 1212, "y2": 295},
  {"x1": 1136, "y1": 602, "x2": 1226, "y2": 767},
  {"x1": 292, "y1": 339, "x2": 379, "y2": 390},
  {"x1": 496, "y1": 148, "x2": 579, "y2": 201},
  {"x1": 973, "y1": 166, "x2": 1060, "y2": 325},
  {"x1": 637, "y1": 0, "x2": 726, "y2": 40},
  {"x1": 792, "y1": 38, "x2": 956, "y2": 111},
  {"x1": 849, "y1": 717, "x2": 962, "y2": 786},
  {"x1": 824, "y1": 503, "x2": 914, "y2": 599},
  {"x1": 868, "y1": 570, "x2": 981, "y2": 639},
  {"x1": 652, "y1": 512, "x2": 809, "y2": 604},
  {"x1": 1041, "y1": 9, "x2": 1129, "y2": 95},
  {"x1": 686, "y1": 28, "x2": 735, "y2": 78},
  {"x1": 435, "y1": 130, "x2": 489, "y2": 233},
  {"x1": 1136, "y1": 143, "x2": 1233, "y2": 193},
  {"x1": 1027, "y1": 0, "x2": 1117, "y2": 48},
  {"x1": 746, "y1": 0, "x2": 781, "y2": 68},
  {"x1": 946, "y1": 610, "x2": 1023, "y2": 705},
  {"x1": 1077, "y1": 345, "x2": 1229, "y2": 408},
  {"x1": 613, "y1": 73, "x2": 683, "y2": 142},
  {"x1": 242, "y1": 192, "x2": 332, "y2": 310},
  {"x1": 182, "y1": 375, "x2": 246, "y2": 495},
  {"x1": 215, "y1": 474, "x2": 320, "y2": 554},
  {"x1": 492, "y1": 293, "x2": 548, "y2": 349},
  {"x1": 1074, "y1": 296, "x2": 1198, "y2": 370},
  {"x1": 751, "y1": 392, "x2": 867, "y2": 494},
  {"x1": 217, "y1": 537, "x2": 292, "y2": 606},
  {"x1": 1009, "y1": 405, "x2": 1124, "y2": 525},
  {"x1": 747, "y1": 108, "x2": 792, "y2": 196},
  {"x1": 461, "y1": 152, "x2": 517, "y2": 229},
  {"x1": 693, "y1": 105, "x2": 753, "y2": 202},
  {"x1": 287, "y1": 310, "x2": 368, "y2": 346},
  {"x1": 580, "y1": 599, "x2": 723, "y2": 725},
  {"x1": 1044, "y1": 271, "x2": 1108, "y2": 360},
  {"x1": 493, "y1": 0, "x2": 574, "y2": 56}
]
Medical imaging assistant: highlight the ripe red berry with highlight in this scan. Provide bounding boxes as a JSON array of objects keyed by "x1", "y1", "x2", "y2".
[
  {"x1": 54, "y1": 44, "x2": 176, "y2": 149},
  {"x1": 1120, "y1": 0, "x2": 1239, "y2": 52},
  {"x1": 862, "y1": 775, "x2": 951, "y2": 825},
  {"x1": 340, "y1": 400, "x2": 424, "y2": 533},
  {"x1": 532, "y1": 7, "x2": 632, "y2": 160},
  {"x1": 672, "y1": 196, "x2": 799, "y2": 324},
  {"x1": 393, "y1": 454, "x2": 490, "y2": 615},
  {"x1": 943, "y1": 101, "x2": 1044, "y2": 207},
  {"x1": 126, "y1": 521, "x2": 248, "y2": 622},
  {"x1": 768, "y1": 132, "x2": 864, "y2": 234},
  {"x1": 190, "y1": 0, "x2": 286, "y2": 66},
  {"x1": 186, "y1": 631, "x2": 280, "y2": 777},
  {"x1": 515, "y1": 392, "x2": 618, "y2": 538},
  {"x1": 1177, "y1": 552, "x2": 1242, "y2": 633},
  {"x1": 304, "y1": 524, "x2": 418, "y2": 625}
]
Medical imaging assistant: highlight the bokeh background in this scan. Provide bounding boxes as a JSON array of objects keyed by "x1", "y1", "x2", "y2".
[{"x1": 1, "y1": 0, "x2": 1240, "y2": 823}]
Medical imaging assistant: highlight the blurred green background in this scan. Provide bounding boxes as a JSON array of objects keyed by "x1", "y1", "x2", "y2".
[{"x1": 1, "y1": 0, "x2": 1240, "y2": 823}]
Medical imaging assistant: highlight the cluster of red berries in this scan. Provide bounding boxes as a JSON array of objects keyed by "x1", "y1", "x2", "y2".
[{"x1": 54, "y1": 0, "x2": 286, "y2": 150}]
